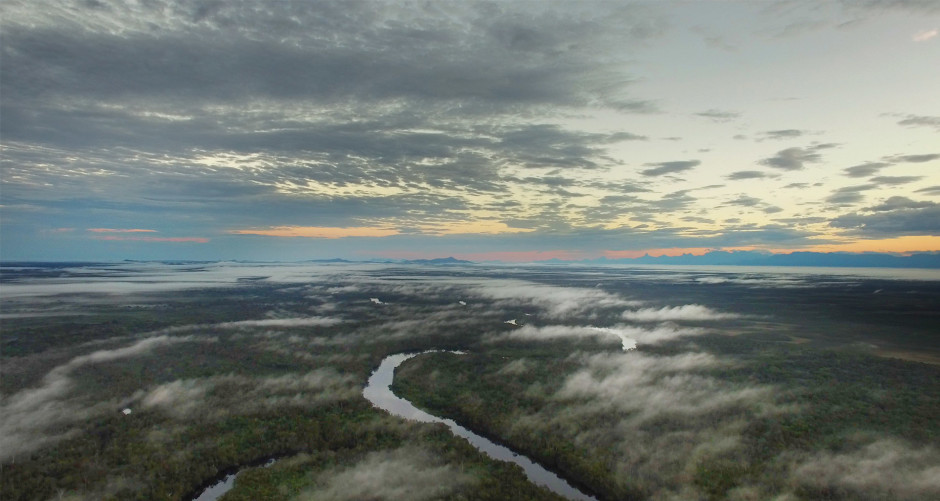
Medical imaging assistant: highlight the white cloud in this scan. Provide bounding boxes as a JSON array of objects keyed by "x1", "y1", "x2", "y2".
[
  {"x1": 471, "y1": 280, "x2": 640, "y2": 318},
  {"x1": 141, "y1": 368, "x2": 358, "y2": 419},
  {"x1": 295, "y1": 446, "x2": 473, "y2": 501},
  {"x1": 0, "y1": 335, "x2": 202, "y2": 461},
  {"x1": 912, "y1": 28, "x2": 938, "y2": 42},
  {"x1": 496, "y1": 323, "x2": 704, "y2": 350},
  {"x1": 791, "y1": 438, "x2": 940, "y2": 500},
  {"x1": 622, "y1": 304, "x2": 740, "y2": 322},
  {"x1": 503, "y1": 349, "x2": 782, "y2": 498},
  {"x1": 214, "y1": 316, "x2": 343, "y2": 328}
]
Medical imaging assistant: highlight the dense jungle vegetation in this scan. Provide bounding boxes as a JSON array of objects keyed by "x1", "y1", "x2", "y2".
[{"x1": 3, "y1": 263, "x2": 939, "y2": 500}]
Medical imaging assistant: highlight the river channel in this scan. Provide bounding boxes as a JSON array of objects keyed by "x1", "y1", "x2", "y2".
[
  {"x1": 364, "y1": 351, "x2": 596, "y2": 501},
  {"x1": 191, "y1": 350, "x2": 595, "y2": 501}
]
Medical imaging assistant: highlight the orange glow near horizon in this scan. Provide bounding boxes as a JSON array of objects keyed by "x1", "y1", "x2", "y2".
[
  {"x1": 777, "y1": 236, "x2": 940, "y2": 255},
  {"x1": 87, "y1": 228, "x2": 157, "y2": 233},
  {"x1": 92, "y1": 235, "x2": 209, "y2": 243},
  {"x1": 603, "y1": 247, "x2": 715, "y2": 259},
  {"x1": 230, "y1": 226, "x2": 400, "y2": 238},
  {"x1": 376, "y1": 250, "x2": 590, "y2": 262},
  {"x1": 372, "y1": 238, "x2": 940, "y2": 263}
]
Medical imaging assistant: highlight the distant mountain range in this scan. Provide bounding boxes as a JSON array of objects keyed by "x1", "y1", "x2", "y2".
[
  {"x1": 310, "y1": 251, "x2": 940, "y2": 268},
  {"x1": 546, "y1": 250, "x2": 940, "y2": 268},
  {"x1": 305, "y1": 256, "x2": 474, "y2": 265},
  {"x1": 17, "y1": 252, "x2": 933, "y2": 269}
]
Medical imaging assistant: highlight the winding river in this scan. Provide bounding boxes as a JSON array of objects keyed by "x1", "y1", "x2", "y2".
[
  {"x1": 192, "y1": 351, "x2": 595, "y2": 501},
  {"x1": 364, "y1": 351, "x2": 596, "y2": 501}
]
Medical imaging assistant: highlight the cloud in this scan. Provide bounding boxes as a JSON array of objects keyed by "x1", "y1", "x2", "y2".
[
  {"x1": 622, "y1": 304, "x2": 741, "y2": 322},
  {"x1": 87, "y1": 228, "x2": 157, "y2": 233},
  {"x1": 230, "y1": 226, "x2": 400, "y2": 238},
  {"x1": 92, "y1": 235, "x2": 210, "y2": 243},
  {"x1": 791, "y1": 438, "x2": 940, "y2": 500},
  {"x1": 864, "y1": 196, "x2": 936, "y2": 212},
  {"x1": 888, "y1": 153, "x2": 940, "y2": 163},
  {"x1": 417, "y1": 220, "x2": 535, "y2": 236},
  {"x1": 897, "y1": 114, "x2": 940, "y2": 130},
  {"x1": 843, "y1": 162, "x2": 890, "y2": 177},
  {"x1": 831, "y1": 204, "x2": 940, "y2": 236},
  {"x1": 870, "y1": 175, "x2": 923, "y2": 185},
  {"x1": 762, "y1": 129, "x2": 806, "y2": 139},
  {"x1": 554, "y1": 351, "x2": 772, "y2": 420},
  {"x1": 496, "y1": 323, "x2": 709, "y2": 350},
  {"x1": 141, "y1": 368, "x2": 358, "y2": 419},
  {"x1": 502, "y1": 348, "x2": 782, "y2": 499},
  {"x1": 825, "y1": 184, "x2": 877, "y2": 205},
  {"x1": 915, "y1": 185, "x2": 940, "y2": 196},
  {"x1": 1, "y1": 2, "x2": 656, "y2": 110},
  {"x1": 496, "y1": 324, "x2": 630, "y2": 350},
  {"x1": 0, "y1": 335, "x2": 203, "y2": 461},
  {"x1": 214, "y1": 317, "x2": 344, "y2": 328},
  {"x1": 469, "y1": 280, "x2": 639, "y2": 318},
  {"x1": 725, "y1": 195, "x2": 763, "y2": 207},
  {"x1": 694, "y1": 109, "x2": 741, "y2": 122},
  {"x1": 912, "y1": 28, "x2": 938, "y2": 41},
  {"x1": 759, "y1": 144, "x2": 835, "y2": 170},
  {"x1": 726, "y1": 170, "x2": 772, "y2": 180},
  {"x1": 296, "y1": 446, "x2": 473, "y2": 501},
  {"x1": 640, "y1": 160, "x2": 701, "y2": 177},
  {"x1": 0, "y1": 0, "x2": 669, "y2": 252}
]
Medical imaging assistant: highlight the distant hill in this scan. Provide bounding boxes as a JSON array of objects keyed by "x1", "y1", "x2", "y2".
[
  {"x1": 580, "y1": 250, "x2": 940, "y2": 268},
  {"x1": 305, "y1": 256, "x2": 474, "y2": 265},
  {"x1": 401, "y1": 257, "x2": 474, "y2": 265}
]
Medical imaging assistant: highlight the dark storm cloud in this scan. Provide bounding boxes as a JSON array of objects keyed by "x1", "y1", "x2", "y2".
[
  {"x1": 897, "y1": 114, "x2": 940, "y2": 131},
  {"x1": 640, "y1": 160, "x2": 700, "y2": 177},
  {"x1": 843, "y1": 162, "x2": 890, "y2": 178},
  {"x1": 759, "y1": 144, "x2": 836, "y2": 170},
  {"x1": 694, "y1": 109, "x2": 740, "y2": 122}
]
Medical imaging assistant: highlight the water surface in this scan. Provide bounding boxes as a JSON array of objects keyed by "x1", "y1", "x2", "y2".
[{"x1": 364, "y1": 351, "x2": 596, "y2": 501}]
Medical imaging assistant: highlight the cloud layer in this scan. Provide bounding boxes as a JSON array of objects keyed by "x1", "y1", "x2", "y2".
[{"x1": 1, "y1": 1, "x2": 938, "y2": 259}]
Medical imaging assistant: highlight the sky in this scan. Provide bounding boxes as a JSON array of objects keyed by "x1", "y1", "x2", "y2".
[{"x1": 1, "y1": 0, "x2": 939, "y2": 262}]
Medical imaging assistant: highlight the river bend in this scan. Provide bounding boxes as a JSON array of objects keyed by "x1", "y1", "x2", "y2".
[{"x1": 364, "y1": 351, "x2": 596, "y2": 501}]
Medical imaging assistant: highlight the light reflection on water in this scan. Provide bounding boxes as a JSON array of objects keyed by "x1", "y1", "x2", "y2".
[
  {"x1": 364, "y1": 351, "x2": 596, "y2": 501},
  {"x1": 191, "y1": 458, "x2": 275, "y2": 501}
]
